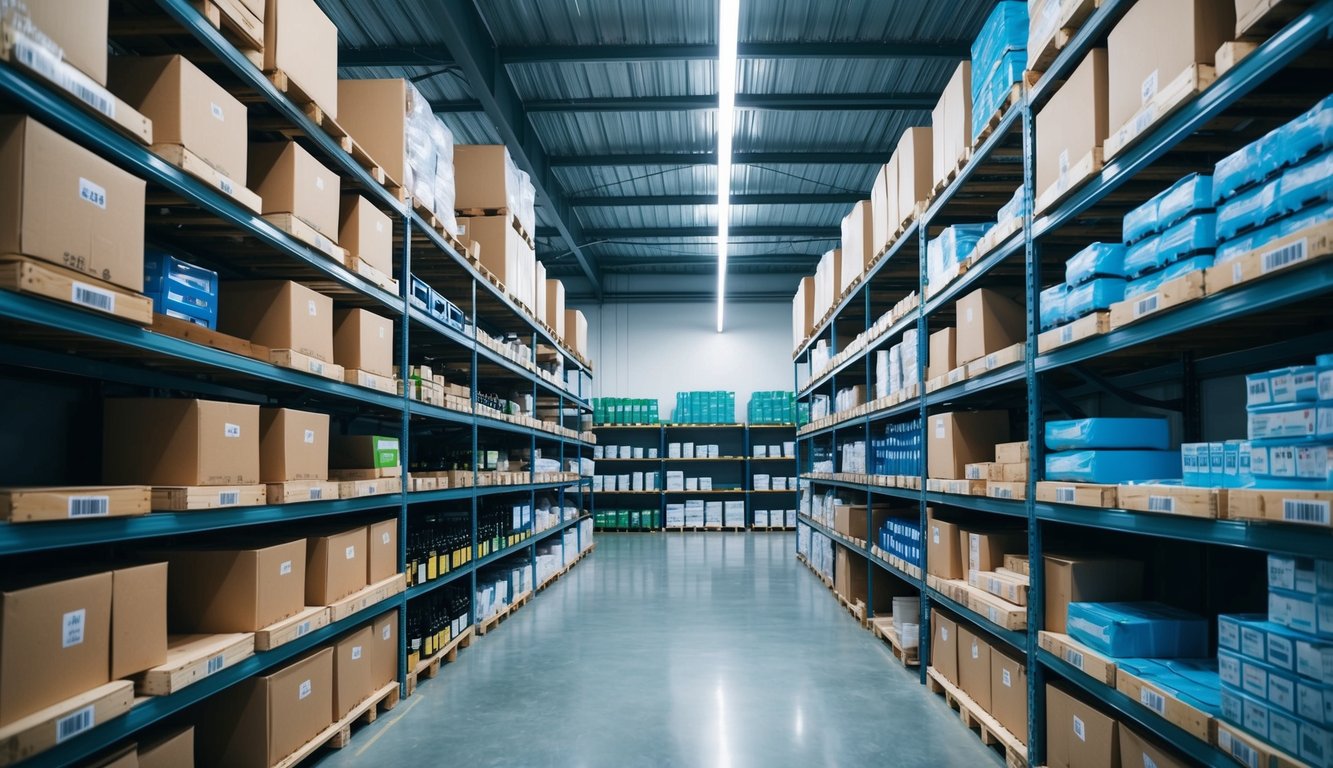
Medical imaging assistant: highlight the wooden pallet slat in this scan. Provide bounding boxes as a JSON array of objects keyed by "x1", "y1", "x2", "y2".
[
  {"x1": 271, "y1": 682, "x2": 399, "y2": 766},
  {"x1": 0, "y1": 257, "x2": 155, "y2": 325},
  {"x1": 134, "y1": 632, "x2": 255, "y2": 695},
  {"x1": 926, "y1": 667, "x2": 1028, "y2": 766}
]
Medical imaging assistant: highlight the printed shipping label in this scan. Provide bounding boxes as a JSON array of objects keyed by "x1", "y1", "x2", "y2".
[
  {"x1": 346, "y1": 545, "x2": 357, "y2": 559},
  {"x1": 210, "y1": 102, "x2": 225, "y2": 120},
  {"x1": 1073, "y1": 715, "x2": 1086, "y2": 741},
  {"x1": 224, "y1": 423, "x2": 241, "y2": 438},
  {"x1": 207, "y1": 654, "x2": 225, "y2": 675},
  {"x1": 218, "y1": 490, "x2": 238, "y2": 505},
  {"x1": 78, "y1": 178, "x2": 107, "y2": 209},
  {"x1": 1261, "y1": 238, "x2": 1307, "y2": 274},
  {"x1": 62, "y1": 609, "x2": 86, "y2": 647},
  {"x1": 304, "y1": 429, "x2": 316, "y2": 444},
  {"x1": 280, "y1": 560, "x2": 293, "y2": 576},
  {"x1": 298, "y1": 679, "x2": 312, "y2": 699},
  {"x1": 1141, "y1": 70, "x2": 1159, "y2": 105},
  {"x1": 352, "y1": 645, "x2": 362, "y2": 660}
]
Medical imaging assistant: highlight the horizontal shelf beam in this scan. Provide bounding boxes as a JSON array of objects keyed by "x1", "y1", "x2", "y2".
[
  {"x1": 547, "y1": 151, "x2": 884, "y2": 167},
  {"x1": 569, "y1": 192, "x2": 864, "y2": 207},
  {"x1": 433, "y1": 93, "x2": 936, "y2": 113}
]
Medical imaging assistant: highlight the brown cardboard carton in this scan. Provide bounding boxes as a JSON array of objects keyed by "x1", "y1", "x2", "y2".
[
  {"x1": 927, "y1": 328, "x2": 957, "y2": 381},
  {"x1": 103, "y1": 398, "x2": 260, "y2": 486},
  {"x1": 1046, "y1": 684, "x2": 1119, "y2": 768},
  {"x1": 263, "y1": 0, "x2": 338, "y2": 117},
  {"x1": 932, "y1": 610, "x2": 959, "y2": 685},
  {"x1": 927, "y1": 510, "x2": 963, "y2": 579},
  {"x1": 368, "y1": 519, "x2": 398, "y2": 583},
  {"x1": 0, "y1": 116, "x2": 145, "y2": 291},
  {"x1": 336, "y1": 79, "x2": 412, "y2": 184},
  {"x1": 546, "y1": 279, "x2": 566, "y2": 338},
  {"x1": 838, "y1": 201, "x2": 874, "y2": 293},
  {"x1": 1043, "y1": 554, "x2": 1144, "y2": 633},
  {"x1": 333, "y1": 625, "x2": 374, "y2": 718},
  {"x1": 0, "y1": 572, "x2": 112, "y2": 727},
  {"x1": 195, "y1": 647, "x2": 334, "y2": 768},
  {"x1": 25, "y1": 0, "x2": 108, "y2": 85},
  {"x1": 957, "y1": 625, "x2": 992, "y2": 712},
  {"x1": 259, "y1": 407, "x2": 330, "y2": 483},
  {"x1": 960, "y1": 528, "x2": 1026, "y2": 573},
  {"x1": 833, "y1": 545, "x2": 868, "y2": 604},
  {"x1": 932, "y1": 62, "x2": 972, "y2": 186},
  {"x1": 870, "y1": 162, "x2": 895, "y2": 257},
  {"x1": 138, "y1": 725, "x2": 193, "y2": 768},
  {"x1": 1118, "y1": 724, "x2": 1190, "y2": 768},
  {"x1": 927, "y1": 410, "x2": 1010, "y2": 480},
  {"x1": 466, "y1": 215, "x2": 527, "y2": 293},
  {"x1": 108, "y1": 55, "x2": 248, "y2": 183},
  {"x1": 371, "y1": 610, "x2": 398, "y2": 688},
  {"x1": 306, "y1": 527, "x2": 368, "y2": 605},
  {"x1": 219, "y1": 280, "x2": 334, "y2": 362},
  {"x1": 566, "y1": 309, "x2": 589, "y2": 356},
  {"x1": 338, "y1": 196, "x2": 392, "y2": 276},
  {"x1": 534, "y1": 260, "x2": 547, "y2": 321},
  {"x1": 161, "y1": 539, "x2": 306, "y2": 632},
  {"x1": 894, "y1": 126, "x2": 933, "y2": 226},
  {"x1": 954, "y1": 288, "x2": 1025, "y2": 365},
  {"x1": 1106, "y1": 0, "x2": 1234, "y2": 131},
  {"x1": 333, "y1": 309, "x2": 394, "y2": 378},
  {"x1": 453, "y1": 145, "x2": 513, "y2": 210},
  {"x1": 329, "y1": 435, "x2": 399, "y2": 472},
  {"x1": 88, "y1": 745, "x2": 137, "y2": 768},
  {"x1": 1036, "y1": 48, "x2": 1108, "y2": 197},
  {"x1": 111, "y1": 562, "x2": 167, "y2": 679},
  {"x1": 991, "y1": 650, "x2": 1027, "y2": 740},
  {"x1": 248, "y1": 142, "x2": 340, "y2": 239},
  {"x1": 792, "y1": 276, "x2": 815, "y2": 348},
  {"x1": 833, "y1": 504, "x2": 868, "y2": 540}
]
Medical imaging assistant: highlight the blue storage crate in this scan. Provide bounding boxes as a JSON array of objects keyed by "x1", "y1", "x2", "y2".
[
  {"x1": 1045, "y1": 417, "x2": 1171, "y2": 450},
  {"x1": 1063, "y1": 278, "x2": 1125, "y2": 320},
  {"x1": 1123, "y1": 234, "x2": 1160, "y2": 277},
  {"x1": 144, "y1": 250, "x2": 218, "y2": 296},
  {"x1": 1066, "y1": 602, "x2": 1209, "y2": 657},
  {"x1": 1065, "y1": 242, "x2": 1126, "y2": 285},
  {"x1": 1039, "y1": 283, "x2": 1067, "y2": 330},
  {"x1": 1156, "y1": 213, "x2": 1217, "y2": 267},
  {"x1": 1276, "y1": 147, "x2": 1333, "y2": 216},
  {"x1": 1217, "y1": 177, "x2": 1282, "y2": 241},
  {"x1": 1045, "y1": 449, "x2": 1180, "y2": 483},
  {"x1": 1123, "y1": 255, "x2": 1214, "y2": 300}
]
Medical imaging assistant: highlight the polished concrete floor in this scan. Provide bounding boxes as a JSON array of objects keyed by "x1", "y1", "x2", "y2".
[{"x1": 317, "y1": 533, "x2": 1002, "y2": 768}]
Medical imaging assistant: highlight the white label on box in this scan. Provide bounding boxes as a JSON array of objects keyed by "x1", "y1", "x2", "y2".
[
  {"x1": 219, "y1": 490, "x2": 238, "y2": 505},
  {"x1": 68, "y1": 495, "x2": 109, "y2": 518},
  {"x1": 62, "y1": 609, "x2": 86, "y2": 647},
  {"x1": 224, "y1": 423, "x2": 241, "y2": 438},
  {"x1": 934, "y1": 418, "x2": 945, "y2": 438},
  {"x1": 1220, "y1": 731, "x2": 1258, "y2": 767},
  {"x1": 1148, "y1": 495, "x2": 1175, "y2": 514},
  {"x1": 308, "y1": 299, "x2": 318, "y2": 316},
  {"x1": 383, "y1": 624, "x2": 392, "y2": 640},
  {"x1": 1261, "y1": 238, "x2": 1306, "y2": 274},
  {"x1": 1143, "y1": 755, "x2": 1158, "y2": 768},
  {"x1": 1065, "y1": 648, "x2": 1085, "y2": 669},
  {"x1": 352, "y1": 645, "x2": 363, "y2": 660},
  {"x1": 1133, "y1": 105, "x2": 1158, "y2": 134},
  {"x1": 376, "y1": 220, "x2": 385, "y2": 233},
  {"x1": 382, "y1": 531, "x2": 391, "y2": 545},
  {"x1": 1140, "y1": 686, "x2": 1166, "y2": 715},
  {"x1": 56, "y1": 705, "x2": 95, "y2": 744},
  {"x1": 932, "y1": 525, "x2": 940, "y2": 544},
  {"x1": 297, "y1": 620, "x2": 311, "y2": 637},
  {"x1": 207, "y1": 653, "x2": 225, "y2": 675},
  {"x1": 299, "y1": 679, "x2": 312, "y2": 699},
  {"x1": 1058, "y1": 149, "x2": 1070, "y2": 188},
  {"x1": 218, "y1": 176, "x2": 234, "y2": 195},
  {"x1": 1002, "y1": 668, "x2": 1012, "y2": 687},
  {"x1": 78, "y1": 177, "x2": 107, "y2": 209},
  {"x1": 1283, "y1": 499, "x2": 1330, "y2": 525},
  {"x1": 1056, "y1": 486, "x2": 1075, "y2": 504},
  {"x1": 315, "y1": 175, "x2": 325, "y2": 191},
  {"x1": 379, "y1": 326, "x2": 386, "y2": 338},
  {"x1": 417, "y1": 563, "x2": 427, "y2": 583},
  {"x1": 309, "y1": 359, "x2": 324, "y2": 375},
  {"x1": 971, "y1": 640, "x2": 979, "y2": 659},
  {"x1": 1073, "y1": 715, "x2": 1086, "y2": 741},
  {"x1": 210, "y1": 102, "x2": 225, "y2": 121},
  {"x1": 1141, "y1": 70, "x2": 1159, "y2": 105},
  {"x1": 280, "y1": 560, "x2": 293, "y2": 576},
  {"x1": 70, "y1": 280, "x2": 115, "y2": 313},
  {"x1": 966, "y1": 307, "x2": 974, "y2": 323},
  {"x1": 346, "y1": 545, "x2": 357, "y2": 559},
  {"x1": 1135, "y1": 294, "x2": 1160, "y2": 317},
  {"x1": 304, "y1": 429, "x2": 316, "y2": 444},
  {"x1": 940, "y1": 627, "x2": 948, "y2": 641}
]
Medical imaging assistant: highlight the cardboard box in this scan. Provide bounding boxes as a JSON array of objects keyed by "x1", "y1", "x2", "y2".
[
  {"x1": 834, "y1": 504, "x2": 868, "y2": 540},
  {"x1": 453, "y1": 145, "x2": 514, "y2": 211},
  {"x1": 1106, "y1": 0, "x2": 1233, "y2": 132},
  {"x1": 160, "y1": 539, "x2": 306, "y2": 632},
  {"x1": 333, "y1": 309, "x2": 394, "y2": 378},
  {"x1": 195, "y1": 647, "x2": 334, "y2": 768},
  {"x1": 927, "y1": 511, "x2": 963, "y2": 579},
  {"x1": 932, "y1": 610, "x2": 959, "y2": 685},
  {"x1": 259, "y1": 407, "x2": 329, "y2": 483},
  {"x1": 954, "y1": 289, "x2": 1025, "y2": 365},
  {"x1": 336, "y1": 79, "x2": 413, "y2": 185},
  {"x1": 834, "y1": 545, "x2": 868, "y2": 605},
  {"x1": 367, "y1": 519, "x2": 397, "y2": 583},
  {"x1": 1118, "y1": 724, "x2": 1190, "y2": 768},
  {"x1": 263, "y1": 0, "x2": 338, "y2": 117},
  {"x1": 839, "y1": 201, "x2": 874, "y2": 294},
  {"x1": 466, "y1": 215, "x2": 531, "y2": 304},
  {"x1": 534, "y1": 260, "x2": 547, "y2": 322},
  {"x1": 108, "y1": 55, "x2": 248, "y2": 183},
  {"x1": 1046, "y1": 684, "x2": 1119, "y2": 768},
  {"x1": 88, "y1": 745, "x2": 136, "y2": 768},
  {"x1": 334, "y1": 625, "x2": 374, "y2": 718},
  {"x1": 103, "y1": 398, "x2": 260, "y2": 486},
  {"x1": 546, "y1": 279, "x2": 566, "y2": 337},
  {"x1": 111, "y1": 562, "x2": 167, "y2": 679},
  {"x1": 25, "y1": 0, "x2": 108, "y2": 85},
  {"x1": 870, "y1": 162, "x2": 896, "y2": 258},
  {"x1": 957, "y1": 625, "x2": 992, "y2": 712},
  {"x1": 991, "y1": 650, "x2": 1027, "y2": 741},
  {"x1": 306, "y1": 527, "x2": 368, "y2": 605},
  {"x1": 0, "y1": 572, "x2": 112, "y2": 726},
  {"x1": 338, "y1": 196, "x2": 392, "y2": 276},
  {"x1": 995, "y1": 441, "x2": 1029, "y2": 464},
  {"x1": 566, "y1": 309, "x2": 589, "y2": 356},
  {"x1": 220, "y1": 280, "x2": 334, "y2": 363},
  {"x1": 792, "y1": 276, "x2": 816, "y2": 349},
  {"x1": 894, "y1": 126, "x2": 933, "y2": 227},
  {"x1": 249, "y1": 141, "x2": 340, "y2": 239},
  {"x1": 371, "y1": 610, "x2": 398, "y2": 688},
  {"x1": 927, "y1": 328, "x2": 957, "y2": 381},
  {"x1": 1035, "y1": 48, "x2": 1108, "y2": 198},
  {"x1": 960, "y1": 529, "x2": 1026, "y2": 572},
  {"x1": 1044, "y1": 554, "x2": 1144, "y2": 633},
  {"x1": 927, "y1": 410, "x2": 1010, "y2": 480},
  {"x1": 0, "y1": 116, "x2": 146, "y2": 292},
  {"x1": 330, "y1": 435, "x2": 400, "y2": 471},
  {"x1": 932, "y1": 62, "x2": 972, "y2": 186},
  {"x1": 138, "y1": 725, "x2": 193, "y2": 768}
]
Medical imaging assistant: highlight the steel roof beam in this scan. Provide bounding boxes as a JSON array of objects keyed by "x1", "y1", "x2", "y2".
[
  {"x1": 432, "y1": 93, "x2": 934, "y2": 113},
  {"x1": 548, "y1": 151, "x2": 883, "y2": 167},
  {"x1": 568, "y1": 193, "x2": 862, "y2": 207},
  {"x1": 557, "y1": 225, "x2": 841, "y2": 239}
]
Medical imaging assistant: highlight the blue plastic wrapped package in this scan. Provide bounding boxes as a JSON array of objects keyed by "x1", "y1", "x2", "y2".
[
  {"x1": 1157, "y1": 174, "x2": 1215, "y2": 230},
  {"x1": 1065, "y1": 242, "x2": 1127, "y2": 285},
  {"x1": 1040, "y1": 283, "x2": 1068, "y2": 330},
  {"x1": 971, "y1": 50, "x2": 1027, "y2": 140},
  {"x1": 1271, "y1": 94, "x2": 1333, "y2": 169},
  {"x1": 1217, "y1": 177, "x2": 1281, "y2": 241},
  {"x1": 1214, "y1": 130, "x2": 1279, "y2": 204},
  {"x1": 1123, "y1": 196, "x2": 1160, "y2": 245},
  {"x1": 997, "y1": 185, "x2": 1026, "y2": 224},
  {"x1": 927, "y1": 223, "x2": 990, "y2": 285},
  {"x1": 1156, "y1": 213, "x2": 1217, "y2": 267},
  {"x1": 1065, "y1": 602, "x2": 1210, "y2": 658},
  {"x1": 1249, "y1": 441, "x2": 1332, "y2": 488},
  {"x1": 1063, "y1": 278, "x2": 1126, "y2": 320},
  {"x1": 970, "y1": 1, "x2": 1027, "y2": 88},
  {"x1": 1181, "y1": 443, "x2": 1211, "y2": 486},
  {"x1": 1115, "y1": 658, "x2": 1222, "y2": 714},
  {"x1": 1046, "y1": 417, "x2": 1171, "y2": 450},
  {"x1": 1216, "y1": 221, "x2": 1277, "y2": 263},
  {"x1": 1044, "y1": 450, "x2": 1181, "y2": 483},
  {"x1": 1276, "y1": 147, "x2": 1333, "y2": 216},
  {"x1": 1123, "y1": 255, "x2": 1214, "y2": 300},
  {"x1": 1123, "y1": 234, "x2": 1161, "y2": 277},
  {"x1": 1248, "y1": 402, "x2": 1318, "y2": 441}
]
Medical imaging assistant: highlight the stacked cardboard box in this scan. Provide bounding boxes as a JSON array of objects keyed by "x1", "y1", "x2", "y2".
[
  {"x1": 931, "y1": 62, "x2": 973, "y2": 190},
  {"x1": 792, "y1": 276, "x2": 816, "y2": 351},
  {"x1": 839, "y1": 201, "x2": 874, "y2": 294},
  {"x1": 813, "y1": 249, "x2": 844, "y2": 321},
  {"x1": 927, "y1": 411, "x2": 1010, "y2": 480}
]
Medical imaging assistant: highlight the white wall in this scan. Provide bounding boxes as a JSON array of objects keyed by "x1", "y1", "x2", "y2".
[{"x1": 574, "y1": 301, "x2": 793, "y2": 422}]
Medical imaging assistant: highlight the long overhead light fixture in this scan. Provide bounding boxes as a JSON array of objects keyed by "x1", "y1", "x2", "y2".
[{"x1": 716, "y1": 0, "x2": 740, "y2": 333}]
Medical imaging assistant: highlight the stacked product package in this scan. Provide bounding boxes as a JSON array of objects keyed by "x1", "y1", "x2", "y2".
[
  {"x1": 1243, "y1": 355, "x2": 1333, "y2": 490},
  {"x1": 870, "y1": 418, "x2": 924, "y2": 477},
  {"x1": 1043, "y1": 418, "x2": 1179, "y2": 484},
  {"x1": 144, "y1": 249, "x2": 219, "y2": 329},
  {"x1": 402, "y1": 81, "x2": 458, "y2": 236},
  {"x1": 1121, "y1": 172, "x2": 1217, "y2": 305},
  {"x1": 840, "y1": 440, "x2": 866, "y2": 474},
  {"x1": 748, "y1": 391, "x2": 796, "y2": 424},
  {"x1": 673, "y1": 391, "x2": 736, "y2": 423},
  {"x1": 970, "y1": 1, "x2": 1028, "y2": 142},
  {"x1": 877, "y1": 517, "x2": 922, "y2": 568},
  {"x1": 874, "y1": 329, "x2": 920, "y2": 399},
  {"x1": 796, "y1": 524, "x2": 834, "y2": 582},
  {"x1": 926, "y1": 223, "x2": 989, "y2": 294}
]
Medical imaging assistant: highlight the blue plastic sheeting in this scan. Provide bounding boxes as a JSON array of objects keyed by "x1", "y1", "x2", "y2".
[
  {"x1": 1065, "y1": 242, "x2": 1127, "y2": 285},
  {"x1": 1063, "y1": 278, "x2": 1126, "y2": 320},
  {"x1": 971, "y1": 50, "x2": 1026, "y2": 141},
  {"x1": 1214, "y1": 137, "x2": 1272, "y2": 205},
  {"x1": 1044, "y1": 449, "x2": 1180, "y2": 483},
  {"x1": 1123, "y1": 255, "x2": 1213, "y2": 300},
  {"x1": 1155, "y1": 213, "x2": 1217, "y2": 268},
  {"x1": 1066, "y1": 602, "x2": 1210, "y2": 658},
  {"x1": 1123, "y1": 174, "x2": 1215, "y2": 245},
  {"x1": 1040, "y1": 283, "x2": 1068, "y2": 330},
  {"x1": 1269, "y1": 93, "x2": 1333, "y2": 170},
  {"x1": 1045, "y1": 417, "x2": 1171, "y2": 450},
  {"x1": 1118, "y1": 658, "x2": 1222, "y2": 715},
  {"x1": 927, "y1": 223, "x2": 990, "y2": 280},
  {"x1": 1276, "y1": 148, "x2": 1333, "y2": 216},
  {"x1": 997, "y1": 185, "x2": 1026, "y2": 224},
  {"x1": 1123, "y1": 195, "x2": 1160, "y2": 246},
  {"x1": 1217, "y1": 178, "x2": 1281, "y2": 241},
  {"x1": 1123, "y1": 234, "x2": 1161, "y2": 277},
  {"x1": 1216, "y1": 202, "x2": 1333, "y2": 263},
  {"x1": 970, "y1": 0, "x2": 1027, "y2": 79}
]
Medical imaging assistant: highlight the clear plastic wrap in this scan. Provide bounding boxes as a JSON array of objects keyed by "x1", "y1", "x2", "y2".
[
  {"x1": 1123, "y1": 255, "x2": 1213, "y2": 300},
  {"x1": 1156, "y1": 173, "x2": 1214, "y2": 231},
  {"x1": 1271, "y1": 94, "x2": 1333, "y2": 169},
  {"x1": 1213, "y1": 134, "x2": 1274, "y2": 204},
  {"x1": 1039, "y1": 283, "x2": 1067, "y2": 330},
  {"x1": 1122, "y1": 196, "x2": 1160, "y2": 245},
  {"x1": 1065, "y1": 242, "x2": 1127, "y2": 285},
  {"x1": 1155, "y1": 213, "x2": 1217, "y2": 267},
  {"x1": 429, "y1": 118, "x2": 458, "y2": 236},
  {"x1": 1216, "y1": 176, "x2": 1280, "y2": 241},
  {"x1": 403, "y1": 82, "x2": 439, "y2": 213},
  {"x1": 1045, "y1": 417, "x2": 1171, "y2": 451},
  {"x1": 997, "y1": 184, "x2": 1025, "y2": 224},
  {"x1": 1063, "y1": 278, "x2": 1126, "y2": 321},
  {"x1": 1123, "y1": 233, "x2": 1161, "y2": 277},
  {"x1": 1275, "y1": 147, "x2": 1333, "y2": 216}
]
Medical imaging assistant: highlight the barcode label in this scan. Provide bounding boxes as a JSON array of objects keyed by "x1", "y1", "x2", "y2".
[
  {"x1": 1222, "y1": 731, "x2": 1259, "y2": 768},
  {"x1": 1282, "y1": 499, "x2": 1330, "y2": 525},
  {"x1": 1141, "y1": 70, "x2": 1159, "y2": 104},
  {"x1": 296, "y1": 620, "x2": 311, "y2": 637},
  {"x1": 1056, "y1": 487, "x2": 1075, "y2": 503},
  {"x1": 207, "y1": 654, "x2": 225, "y2": 675},
  {"x1": 1134, "y1": 294, "x2": 1159, "y2": 317},
  {"x1": 218, "y1": 491, "x2": 239, "y2": 506},
  {"x1": 1133, "y1": 105, "x2": 1158, "y2": 133},
  {"x1": 1002, "y1": 669, "x2": 1012, "y2": 687},
  {"x1": 993, "y1": 487, "x2": 1013, "y2": 499},
  {"x1": 1065, "y1": 648, "x2": 1085, "y2": 669},
  {"x1": 1148, "y1": 495, "x2": 1175, "y2": 513},
  {"x1": 986, "y1": 354, "x2": 997, "y2": 369},
  {"x1": 1140, "y1": 686, "x2": 1166, "y2": 715},
  {"x1": 56, "y1": 705, "x2": 95, "y2": 743},
  {"x1": 1261, "y1": 239, "x2": 1306, "y2": 274},
  {"x1": 79, "y1": 178, "x2": 107, "y2": 209},
  {"x1": 1143, "y1": 754, "x2": 1158, "y2": 768},
  {"x1": 366, "y1": 483, "x2": 377, "y2": 494},
  {"x1": 298, "y1": 679, "x2": 312, "y2": 700},
  {"x1": 14, "y1": 35, "x2": 114, "y2": 118},
  {"x1": 1073, "y1": 715, "x2": 1086, "y2": 741},
  {"x1": 219, "y1": 177, "x2": 234, "y2": 196},
  {"x1": 1061, "y1": 324, "x2": 1074, "y2": 343},
  {"x1": 71, "y1": 282, "x2": 115, "y2": 313},
  {"x1": 68, "y1": 495, "x2": 109, "y2": 518},
  {"x1": 309, "y1": 360, "x2": 324, "y2": 374},
  {"x1": 309, "y1": 487, "x2": 322, "y2": 500}
]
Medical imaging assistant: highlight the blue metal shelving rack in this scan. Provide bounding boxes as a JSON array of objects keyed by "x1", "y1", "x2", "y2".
[
  {"x1": 793, "y1": 3, "x2": 1333, "y2": 765},
  {"x1": 0, "y1": 0, "x2": 598, "y2": 764}
]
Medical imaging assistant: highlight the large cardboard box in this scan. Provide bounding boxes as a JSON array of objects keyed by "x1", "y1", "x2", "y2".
[
  {"x1": 927, "y1": 510, "x2": 963, "y2": 579},
  {"x1": 839, "y1": 201, "x2": 874, "y2": 294},
  {"x1": 1043, "y1": 554, "x2": 1144, "y2": 633},
  {"x1": 306, "y1": 527, "x2": 368, "y2": 605},
  {"x1": 25, "y1": 0, "x2": 108, "y2": 86},
  {"x1": 927, "y1": 410, "x2": 1010, "y2": 480},
  {"x1": 927, "y1": 328, "x2": 957, "y2": 381},
  {"x1": 792, "y1": 276, "x2": 815, "y2": 350},
  {"x1": 259, "y1": 407, "x2": 329, "y2": 483},
  {"x1": 453, "y1": 145, "x2": 514, "y2": 211},
  {"x1": 219, "y1": 280, "x2": 334, "y2": 363},
  {"x1": 249, "y1": 141, "x2": 340, "y2": 240},
  {"x1": 957, "y1": 625, "x2": 992, "y2": 712},
  {"x1": 954, "y1": 288, "x2": 1025, "y2": 365},
  {"x1": 336, "y1": 79, "x2": 412, "y2": 185},
  {"x1": 870, "y1": 162, "x2": 896, "y2": 258},
  {"x1": 1106, "y1": 0, "x2": 1234, "y2": 132},
  {"x1": 991, "y1": 650, "x2": 1027, "y2": 741},
  {"x1": 546, "y1": 279, "x2": 566, "y2": 338},
  {"x1": 960, "y1": 528, "x2": 1026, "y2": 573},
  {"x1": 0, "y1": 572, "x2": 112, "y2": 727},
  {"x1": 466, "y1": 215, "x2": 534, "y2": 308},
  {"x1": 103, "y1": 398, "x2": 260, "y2": 486},
  {"x1": 894, "y1": 126, "x2": 933, "y2": 227},
  {"x1": 1035, "y1": 49, "x2": 1108, "y2": 197},
  {"x1": 535, "y1": 260, "x2": 547, "y2": 323},
  {"x1": 161, "y1": 539, "x2": 306, "y2": 632},
  {"x1": 566, "y1": 309, "x2": 589, "y2": 357},
  {"x1": 333, "y1": 309, "x2": 394, "y2": 378},
  {"x1": 371, "y1": 610, "x2": 398, "y2": 689},
  {"x1": 263, "y1": 0, "x2": 339, "y2": 117},
  {"x1": 1118, "y1": 724, "x2": 1190, "y2": 768},
  {"x1": 932, "y1": 610, "x2": 959, "y2": 685},
  {"x1": 333, "y1": 625, "x2": 374, "y2": 718},
  {"x1": 833, "y1": 504, "x2": 868, "y2": 540},
  {"x1": 0, "y1": 116, "x2": 146, "y2": 292},
  {"x1": 367, "y1": 519, "x2": 397, "y2": 583},
  {"x1": 138, "y1": 725, "x2": 193, "y2": 768},
  {"x1": 932, "y1": 62, "x2": 972, "y2": 187},
  {"x1": 1046, "y1": 684, "x2": 1119, "y2": 768},
  {"x1": 834, "y1": 545, "x2": 868, "y2": 605},
  {"x1": 196, "y1": 647, "x2": 334, "y2": 768},
  {"x1": 338, "y1": 196, "x2": 392, "y2": 276},
  {"x1": 111, "y1": 563, "x2": 168, "y2": 679},
  {"x1": 109, "y1": 55, "x2": 248, "y2": 183}
]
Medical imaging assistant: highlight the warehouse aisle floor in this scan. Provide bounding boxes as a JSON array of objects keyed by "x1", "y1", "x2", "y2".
[{"x1": 315, "y1": 534, "x2": 1001, "y2": 768}]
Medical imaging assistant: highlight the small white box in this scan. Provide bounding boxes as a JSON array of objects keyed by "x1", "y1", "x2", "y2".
[
  {"x1": 632, "y1": 472, "x2": 644, "y2": 491},
  {"x1": 668, "y1": 442, "x2": 681, "y2": 458},
  {"x1": 594, "y1": 446, "x2": 604, "y2": 459},
  {"x1": 769, "y1": 445, "x2": 781, "y2": 457},
  {"x1": 755, "y1": 445, "x2": 768, "y2": 457},
  {"x1": 686, "y1": 478, "x2": 699, "y2": 491},
  {"x1": 633, "y1": 446, "x2": 645, "y2": 459},
  {"x1": 667, "y1": 470, "x2": 685, "y2": 491},
  {"x1": 724, "y1": 500, "x2": 745, "y2": 527},
  {"x1": 786, "y1": 509, "x2": 796, "y2": 527},
  {"x1": 685, "y1": 500, "x2": 705, "y2": 526},
  {"x1": 618, "y1": 473, "x2": 630, "y2": 489},
  {"x1": 699, "y1": 477, "x2": 712, "y2": 491},
  {"x1": 683, "y1": 442, "x2": 694, "y2": 458},
  {"x1": 754, "y1": 474, "x2": 771, "y2": 491},
  {"x1": 648, "y1": 448, "x2": 659, "y2": 459},
  {"x1": 705, "y1": 501, "x2": 723, "y2": 525},
  {"x1": 772, "y1": 477, "x2": 787, "y2": 491},
  {"x1": 619, "y1": 446, "x2": 631, "y2": 459},
  {"x1": 646, "y1": 472, "x2": 658, "y2": 491},
  {"x1": 666, "y1": 503, "x2": 685, "y2": 527},
  {"x1": 593, "y1": 476, "x2": 604, "y2": 492},
  {"x1": 784, "y1": 442, "x2": 795, "y2": 457},
  {"x1": 708, "y1": 444, "x2": 720, "y2": 458},
  {"x1": 754, "y1": 509, "x2": 769, "y2": 527}
]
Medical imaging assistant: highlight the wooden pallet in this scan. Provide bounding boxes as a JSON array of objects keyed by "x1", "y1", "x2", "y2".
[
  {"x1": 871, "y1": 617, "x2": 920, "y2": 667},
  {"x1": 0, "y1": 681, "x2": 134, "y2": 767},
  {"x1": 254, "y1": 606, "x2": 331, "y2": 651},
  {"x1": 148, "y1": 313, "x2": 270, "y2": 360},
  {"x1": 0, "y1": 485, "x2": 150, "y2": 523},
  {"x1": 262, "y1": 213, "x2": 346, "y2": 262},
  {"x1": 932, "y1": 146, "x2": 974, "y2": 196},
  {"x1": 342, "y1": 254, "x2": 399, "y2": 294},
  {"x1": 1104, "y1": 64, "x2": 1217, "y2": 160},
  {"x1": 329, "y1": 574, "x2": 406, "y2": 623},
  {"x1": 265, "y1": 480, "x2": 340, "y2": 504},
  {"x1": 192, "y1": 0, "x2": 263, "y2": 56},
  {"x1": 973, "y1": 84, "x2": 1024, "y2": 149},
  {"x1": 408, "y1": 626, "x2": 473, "y2": 695},
  {"x1": 1035, "y1": 146, "x2": 1104, "y2": 215},
  {"x1": 272, "y1": 682, "x2": 399, "y2": 766},
  {"x1": 151, "y1": 484, "x2": 266, "y2": 511},
  {"x1": 476, "y1": 589, "x2": 532, "y2": 636},
  {"x1": 1237, "y1": 0, "x2": 1313, "y2": 40},
  {"x1": 926, "y1": 667, "x2": 1028, "y2": 768},
  {"x1": 151, "y1": 144, "x2": 261, "y2": 212},
  {"x1": 0, "y1": 257, "x2": 154, "y2": 325},
  {"x1": 135, "y1": 632, "x2": 255, "y2": 695},
  {"x1": 837, "y1": 593, "x2": 869, "y2": 629},
  {"x1": 343, "y1": 368, "x2": 398, "y2": 395},
  {"x1": 269, "y1": 348, "x2": 345, "y2": 382}
]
